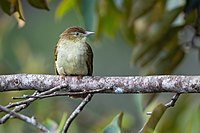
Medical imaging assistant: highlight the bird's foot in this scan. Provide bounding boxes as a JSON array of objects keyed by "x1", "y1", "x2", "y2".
[
  {"x1": 77, "y1": 75, "x2": 83, "y2": 80},
  {"x1": 61, "y1": 75, "x2": 66, "y2": 80},
  {"x1": 55, "y1": 75, "x2": 66, "y2": 80},
  {"x1": 56, "y1": 75, "x2": 59, "y2": 80}
]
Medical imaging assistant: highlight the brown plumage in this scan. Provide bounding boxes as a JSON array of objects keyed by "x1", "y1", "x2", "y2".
[
  {"x1": 61, "y1": 26, "x2": 86, "y2": 35},
  {"x1": 54, "y1": 26, "x2": 94, "y2": 76}
]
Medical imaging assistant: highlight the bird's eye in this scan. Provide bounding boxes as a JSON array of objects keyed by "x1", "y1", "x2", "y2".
[{"x1": 75, "y1": 32, "x2": 79, "y2": 36}]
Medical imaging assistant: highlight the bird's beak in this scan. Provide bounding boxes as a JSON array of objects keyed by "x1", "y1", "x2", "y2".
[{"x1": 85, "y1": 31, "x2": 95, "y2": 37}]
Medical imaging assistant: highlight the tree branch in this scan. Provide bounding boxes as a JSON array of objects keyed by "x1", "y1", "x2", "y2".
[
  {"x1": 62, "y1": 94, "x2": 93, "y2": 133},
  {"x1": 1, "y1": 74, "x2": 200, "y2": 132},
  {"x1": 0, "y1": 85, "x2": 68, "y2": 124},
  {"x1": 0, "y1": 105, "x2": 49, "y2": 133},
  {"x1": 165, "y1": 93, "x2": 181, "y2": 108},
  {"x1": 0, "y1": 74, "x2": 200, "y2": 93}
]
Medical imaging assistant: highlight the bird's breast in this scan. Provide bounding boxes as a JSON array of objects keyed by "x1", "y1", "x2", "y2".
[{"x1": 56, "y1": 40, "x2": 88, "y2": 75}]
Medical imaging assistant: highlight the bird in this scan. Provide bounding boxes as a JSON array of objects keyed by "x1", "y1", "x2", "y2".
[{"x1": 54, "y1": 26, "x2": 94, "y2": 78}]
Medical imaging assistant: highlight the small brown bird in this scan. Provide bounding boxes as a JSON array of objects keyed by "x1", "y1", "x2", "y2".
[{"x1": 54, "y1": 26, "x2": 94, "y2": 77}]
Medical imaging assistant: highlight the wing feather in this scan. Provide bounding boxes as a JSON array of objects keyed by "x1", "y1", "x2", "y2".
[
  {"x1": 54, "y1": 44, "x2": 59, "y2": 75},
  {"x1": 85, "y1": 42, "x2": 93, "y2": 76}
]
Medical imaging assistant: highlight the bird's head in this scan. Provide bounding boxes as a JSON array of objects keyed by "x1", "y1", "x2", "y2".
[{"x1": 60, "y1": 26, "x2": 94, "y2": 42}]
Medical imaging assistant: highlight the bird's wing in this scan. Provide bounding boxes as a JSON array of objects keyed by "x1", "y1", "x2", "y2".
[
  {"x1": 86, "y1": 42, "x2": 93, "y2": 76},
  {"x1": 54, "y1": 43, "x2": 59, "y2": 75}
]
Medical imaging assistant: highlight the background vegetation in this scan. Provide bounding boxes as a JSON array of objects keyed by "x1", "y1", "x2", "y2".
[{"x1": 0, "y1": 0, "x2": 200, "y2": 132}]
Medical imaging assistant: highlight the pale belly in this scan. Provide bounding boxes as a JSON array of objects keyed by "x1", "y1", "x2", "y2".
[{"x1": 56, "y1": 42, "x2": 88, "y2": 75}]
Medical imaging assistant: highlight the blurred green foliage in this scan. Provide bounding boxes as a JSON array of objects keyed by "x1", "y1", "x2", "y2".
[
  {"x1": 103, "y1": 112, "x2": 123, "y2": 133},
  {"x1": 140, "y1": 104, "x2": 167, "y2": 133},
  {"x1": 0, "y1": 0, "x2": 200, "y2": 133}
]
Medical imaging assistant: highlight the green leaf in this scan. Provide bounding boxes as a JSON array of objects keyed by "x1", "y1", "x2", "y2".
[
  {"x1": 96, "y1": 0, "x2": 122, "y2": 38},
  {"x1": 28, "y1": 0, "x2": 49, "y2": 11},
  {"x1": 0, "y1": 0, "x2": 25, "y2": 21},
  {"x1": 44, "y1": 118, "x2": 58, "y2": 132},
  {"x1": 13, "y1": 0, "x2": 25, "y2": 21},
  {"x1": 0, "y1": 0, "x2": 11, "y2": 15},
  {"x1": 77, "y1": 0, "x2": 96, "y2": 30},
  {"x1": 133, "y1": 6, "x2": 184, "y2": 64},
  {"x1": 55, "y1": 0, "x2": 77, "y2": 20},
  {"x1": 58, "y1": 112, "x2": 68, "y2": 133},
  {"x1": 140, "y1": 104, "x2": 167, "y2": 133},
  {"x1": 122, "y1": 24, "x2": 136, "y2": 44},
  {"x1": 129, "y1": 0, "x2": 159, "y2": 23},
  {"x1": 103, "y1": 112, "x2": 123, "y2": 133},
  {"x1": 139, "y1": 26, "x2": 183, "y2": 67}
]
